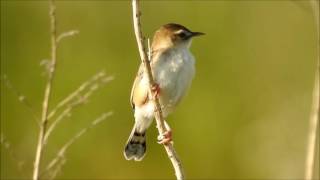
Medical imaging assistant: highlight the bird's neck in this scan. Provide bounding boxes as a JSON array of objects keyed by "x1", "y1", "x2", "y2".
[{"x1": 151, "y1": 46, "x2": 190, "y2": 64}]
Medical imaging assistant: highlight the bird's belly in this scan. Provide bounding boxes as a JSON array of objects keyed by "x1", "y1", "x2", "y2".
[{"x1": 155, "y1": 54, "x2": 195, "y2": 116}]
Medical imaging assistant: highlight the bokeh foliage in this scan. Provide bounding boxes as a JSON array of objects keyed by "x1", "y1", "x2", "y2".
[{"x1": 1, "y1": 0, "x2": 319, "y2": 179}]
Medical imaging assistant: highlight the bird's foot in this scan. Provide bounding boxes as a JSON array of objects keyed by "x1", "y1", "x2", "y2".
[
  {"x1": 157, "y1": 130, "x2": 173, "y2": 145},
  {"x1": 151, "y1": 83, "x2": 160, "y2": 99}
]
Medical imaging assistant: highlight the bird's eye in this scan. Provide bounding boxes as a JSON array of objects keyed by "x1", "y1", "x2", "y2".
[{"x1": 178, "y1": 32, "x2": 187, "y2": 39}]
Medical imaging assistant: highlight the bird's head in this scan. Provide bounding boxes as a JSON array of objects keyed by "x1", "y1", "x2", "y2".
[{"x1": 151, "y1": 23, "x2": 204, "y2": 51}]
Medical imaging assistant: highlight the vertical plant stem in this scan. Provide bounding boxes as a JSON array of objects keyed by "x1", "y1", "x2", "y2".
[
  {"x1": 305, "y1": 0, "x2": 320, "y2": 179},
  {"x1": 132, "y1": 0, "x2": 185, "y2": 179},
  {"x1": 33, "y1": 0, "x2": 57, "y2": 179}
]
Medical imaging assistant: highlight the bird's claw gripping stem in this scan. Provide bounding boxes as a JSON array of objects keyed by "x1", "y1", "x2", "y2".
[
  {"x1": 151, "y1": 83, "x2": 160, "y2": 99},
  {"x1": 157, "y1": 130, "x2": 173, "y2": 145}
]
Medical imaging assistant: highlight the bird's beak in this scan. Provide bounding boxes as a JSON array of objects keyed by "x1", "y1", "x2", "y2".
[{"x1": 191, "y1": 32, "x2": 205, "y2": 37}]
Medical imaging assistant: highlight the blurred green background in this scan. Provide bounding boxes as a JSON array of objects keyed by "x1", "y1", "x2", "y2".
[{"x1": 1, "y1": 0, "x2": 319, "y2": 179}]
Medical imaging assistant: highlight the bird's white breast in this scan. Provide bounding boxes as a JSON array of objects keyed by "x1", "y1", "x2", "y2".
[{"x1": 153, "y1": 47, "x2": 195, "y2": 116}]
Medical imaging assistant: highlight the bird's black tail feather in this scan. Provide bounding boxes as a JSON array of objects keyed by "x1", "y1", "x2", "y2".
[{"x1": 124, "y1": 126, "x2": 146, "y2": 161}]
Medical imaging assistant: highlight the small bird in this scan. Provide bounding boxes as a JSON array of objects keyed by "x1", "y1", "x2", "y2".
[{"x1": 124, "y1": 23, "x2": 204, "y2": 161}]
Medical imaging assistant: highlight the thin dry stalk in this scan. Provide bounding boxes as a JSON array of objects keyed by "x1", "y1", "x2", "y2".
[
  {"x1": 42, "y1": 112, "x2": 113, "y2": 179},
  {"x1": 306, "y1": 70, "x2": 320, "y2": 180},
  {"x1": 47, "y1": 71, "x2": 110, "y2": 120},
  {"x1": 132, "y1": 1, "x2": 185, "y2": 179},
  {"x1": 33, "y1": 0, "x2": 57, "y2": 179},
  {"x1": 47, "y1": 157, "x2": 66, "y2": 180},
  {"x1": 44, "y1": 73, "x2": 113, "y2": 143},
  {"x1": 56, "y1": 30, "x2": 79, "y2": 43},
  {"x1": 305, "y1": 0, "x2": 320, "y2": 179}
]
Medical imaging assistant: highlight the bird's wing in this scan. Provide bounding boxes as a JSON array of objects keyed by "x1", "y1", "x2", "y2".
[{"x1": 130, "y1": 64, "x2": 149, "y2": 109}]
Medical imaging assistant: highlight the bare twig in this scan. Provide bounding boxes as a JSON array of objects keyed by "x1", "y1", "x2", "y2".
[
  {"x1": 41, "y1": 112, "x2": 113, "y2": 179},
  {"x1": 305, "y1": 0, "x2": 320, "y2": 179},
  {"x1": 47, "y1": 71, "x2": 111, "y2": 120},
  {"x1": 132, "y1": 1, "x2": 185, "y2": 179},
  {"x1": 47, "y1": 157, "x2": 66, "y2": 180},
  {"x1": 1, "y1": 75, "x2": 39, "y2": 123},
  {"x1": 57, "y1": 30, "x2": 79, "y2": 43},
  {"x1": 33, "y1": 0, "x2": 57, "y2": 179},
  {"x1": 44, "y1": 73, "x2": 113, "y2": 143}
]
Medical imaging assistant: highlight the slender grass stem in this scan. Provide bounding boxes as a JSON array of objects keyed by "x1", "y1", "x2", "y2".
[{"x1": 32, "y1": 0, "x2": 57, "y2": 179}]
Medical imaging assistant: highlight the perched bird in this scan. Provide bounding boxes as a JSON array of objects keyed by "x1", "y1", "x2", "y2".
[{"x1": 124, "y1": 23, "x2": 204, "y2": 161}]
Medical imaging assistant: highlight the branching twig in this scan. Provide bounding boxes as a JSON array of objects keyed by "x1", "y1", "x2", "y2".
[
  {"x1": 33, "y1": 0, "x2": 57, "y2": 179},
  {"x1": 41, "y1": 112, "x2": 113, "y2": 179},
  {"x1": 57, "y1": 30, "x2": 79, "y2": 43},
  {"x1": 44, "y1": 73, "x2": 113, "y2": 143},
  {"x1": 47, "y1": 71, "x2": 111, "y2": 120},
  {"x1": 305, "y1": 0, "x2": 320, "y2": 179},
  {"x1": 132, "y1": 1, "x2": 185, "y2": 179}
]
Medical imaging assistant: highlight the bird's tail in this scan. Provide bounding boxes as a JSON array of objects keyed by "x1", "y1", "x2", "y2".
[{"x1": 124, "y1": 125, "x2": 146, "y2": 161}]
